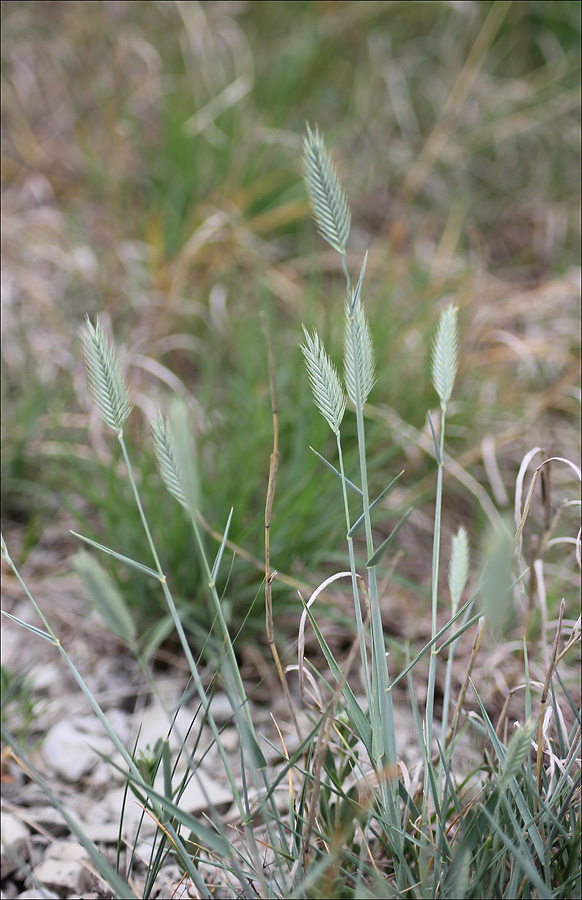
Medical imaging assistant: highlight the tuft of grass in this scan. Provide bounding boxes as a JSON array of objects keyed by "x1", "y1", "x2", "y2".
[
  {"x1": 2, "y1": 1, "x2": 579, "y2": 658},
  {"x1": 2, "y1": 6, "x2": 580, "y2": 889},
  {"x1": 1, "y1": 123, "x2": 580, "y2": 900}
]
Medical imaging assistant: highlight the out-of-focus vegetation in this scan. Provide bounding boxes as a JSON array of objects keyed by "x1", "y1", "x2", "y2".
[{"x1": 2, "y1": 0, "x2": 580, "y2": 652}]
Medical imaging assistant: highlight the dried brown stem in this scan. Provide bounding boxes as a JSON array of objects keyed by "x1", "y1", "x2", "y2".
[
  {"x1": 446, "y1": 615, "x2": 485, "y2": 748},
  {"x1": 262, "y1": 312, "x2": 302, "y2": 742}
]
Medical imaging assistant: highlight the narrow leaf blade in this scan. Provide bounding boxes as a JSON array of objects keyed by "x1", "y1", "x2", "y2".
[
  {"x1": 73, "y1": 551, "x2": 136, "y2": 645},
  {"x1": 70, "y1": 532, "x2": 159, "y2": 579},
  {"x1": 348, "y1": 471, "x2": 404, "y2": 538},
  {"x1": 367, "y1": 509, "x2": 412, "y2": 568},
  {"x1": 309, "y1": 446, "x2": 362, "y2": 497}
]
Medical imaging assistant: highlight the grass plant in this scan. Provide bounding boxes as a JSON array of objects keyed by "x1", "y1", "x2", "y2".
[
  {"x1": 3, "y1": 1, "x2": 580, "y2": 651},
  {"x1": 2, "y1": 125, "x2": 580, "y2": 899}
]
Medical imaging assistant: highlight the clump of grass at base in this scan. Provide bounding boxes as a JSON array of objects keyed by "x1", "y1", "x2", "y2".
[{"x1": 1, "y1": 127, "x2": 580, "y2": 900}]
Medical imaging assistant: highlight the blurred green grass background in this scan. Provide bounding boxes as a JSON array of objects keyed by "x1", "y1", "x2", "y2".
[{"x1": 2, "y1": 0, "x2": 580, "y2": 655}]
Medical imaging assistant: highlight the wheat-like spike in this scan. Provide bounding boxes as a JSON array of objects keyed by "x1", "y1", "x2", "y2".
[
  {"x1": 344, "y1": 296, "x2": 375, "y2": 406},
  {"x1": 303, "y1": 123, "x2": 351, "y2": 254},
  {"x1": 82, "y1": 316, "x2": 132, "y2": 434},
  {"x1": 432, "y1": 304, "x2": 459, "y2": 407},
  {"x1": 448, "y1": 526, "x2": 470, "y2": 615},
  {"x1": 152, "y1": 413, "x2": 188, "y2": 509},
  {"x1": 73, "y1": 550, "x2": 136, "y2": 646},
  {"x1": 498, "y1": 719, "x2": 536, "y2": 795},
  {"x1": 301, "y1": 326, "x2": 346, "y2": 434}
]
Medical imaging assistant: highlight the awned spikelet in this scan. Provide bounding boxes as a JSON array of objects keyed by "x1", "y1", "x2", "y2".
[
  {"x1": 300, "y1": 326, "x2": 346, "y2": 434},
  {"x1": 448, "y1": 525, "x2": 470, "y2": 615},
  {"x1": 432, "y1": 304, "x2": 459, "y2": 407},
  {"x1": 82, "y1": 316, "x2": 132, "y2": 434},
  {"x1": 344, "y1": 295, "x2": 375, "y2": 407},
  {"x1": 303, "y1": 123, "x2": 351, "y2": 254},
  {"x1": 152, "y1": 412, "x2": 188, "y2": 510}
]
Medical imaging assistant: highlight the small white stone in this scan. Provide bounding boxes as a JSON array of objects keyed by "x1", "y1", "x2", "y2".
[
  {"x1": 42, "y1": 718, "x2": 123, "y2": 782},
  {"x1": 16, "y1": 889, "x2": 60, "y2": 899},
  {"x1": 103, "y1": 787, "x2": 157, "y2": 840},
  {"x1": 17, "y1": 806, "x2": 69, "y2": 837},
  {"x1": 1, "y1": 812, "x2": 30, "y2": 877},
  {"x1": 30, "y1": 840, "x2": 93, "y2": 895},
  {"x1": 173, "y1": 766, "x2": 233, "y2": 816},
  {"x1": 131, "y1": 700, "x2": 197, "y2": 755},
  {"x1": 80, "y1": 821, "x2": 123, "y2": 844},
  {"x1": 208, "y1": 692, "x2": 235, "y2": 724},
  {"x1": 219, "y1": 726, "x2": 239, "y2": 754}
]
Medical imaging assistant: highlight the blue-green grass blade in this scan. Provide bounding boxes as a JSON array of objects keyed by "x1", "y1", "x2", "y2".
[
  {"x1": 302, "y1": 601, "x2": 372, "y2": 754},
  {"x1": 550, "y1": 682, "x2": 568, "y2": 759},
  {"x1": 347, "y1": 471, "x2": 404, "y2": 537},
  {"x1": 349, "y1": 251, "x2": 368, "y2": 316},
  {"x1": 480, "y1": 804, "x2": 552, "y2": 899},
  {"x1": 389, "y1": 594, "x2": 479, "y2": 690},
  {"x1": 436, "y1": 611, "x2": 482, "y2": 652},
  {"x1": 436, "y1": 734, "x2": 463, "y2": 818},
  {"x1": 248, "y1": 716, "x2": 330, "y2": 827},
  {"x1": 1, "y1": 611, "x2": 53, "y2": 642},
  {"x1": 366, "y1": 508, "x2": 412, "y2": 568},
  {"x1": 163, "y1": 821, "x2": 214, "y2": 900},
  {"x1": 309, "y1": 446, "x2": 362, "y2": 497},
  {"x1": 469, "y1": 677, "x2": 546, "y2": 863},
  {"x1": 118, "y1": 768, "x2": 234, "y2": 858},
  {"x1": 70, "y1": 531, "x2": 160, "y2": 579},
  {"x1": 161, "y1": 738, "x2": 172, "y2": 811},
  {"x1": 549, "y1": 741, "x2": 582, "y2": 807},
  {"x1": 552, "y1": 666, "x2": 582, "y2": 723},
  {"x1": 211, "y1": 507, "x2": 234, "y2": 582},
  {"x1": 497, "y1": 783, "x2": 544, "y2": 865},
  {"x1": 406, "y1": 657, "x2": 429, "y2": 762},
  {"x1": 141, "y1": 615, "x2": 174, "y2": 663},
  {"x1": 427, "y1": 410, "x2": 442, "y2": 465},
  {"x1": 239, "y1": 718, "x2": 268, "y2": 770}
]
